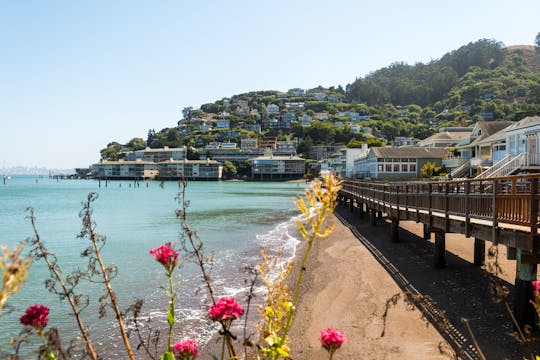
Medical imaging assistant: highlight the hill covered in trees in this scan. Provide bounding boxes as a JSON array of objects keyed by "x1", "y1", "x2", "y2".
[{"x1": 100, "y1": 38, "x2": 540, "y2": 161}]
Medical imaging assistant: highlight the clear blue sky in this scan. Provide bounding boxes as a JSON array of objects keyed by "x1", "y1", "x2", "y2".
[{"x1": 1, "y1": 0, "x2": 539, "y2": 169}]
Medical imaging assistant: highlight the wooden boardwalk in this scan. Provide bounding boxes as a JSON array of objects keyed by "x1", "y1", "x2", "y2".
[{"x1": 338, "y1": 173, "x2": 540, "y2": 329}]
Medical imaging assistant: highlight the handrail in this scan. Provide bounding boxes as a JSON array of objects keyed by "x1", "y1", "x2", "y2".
[
  {"x1": 450, "y1": 160, "x2": 470, "y2": 178},
  {"x1": 474, "y1": 154, "x2": 512, "y2": 179},
  {"x1": 484, "y1": 153, "x2": 526, "y2": 178},
  {"x1": 340, "y1": 173, "x2": 540, "y2": 231}
]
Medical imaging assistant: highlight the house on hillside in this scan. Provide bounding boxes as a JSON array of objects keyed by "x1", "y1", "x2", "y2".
[
  {"x1": 417, "y1": 128, "x2": 472, "y2": 148},
  {"x1": 353, "y1": 147, "x2": 447, "y2": 179},
  {"x1": 266, "y1": 104, "x2": 280, "y2": 115},
  {"x1": 313, "y1": 92, "x2": 326, "y2": 101}
]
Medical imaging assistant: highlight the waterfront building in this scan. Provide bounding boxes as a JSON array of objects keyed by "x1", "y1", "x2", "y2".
[
  {"x1": 158, "y1": 159, "x2": 222, "y2": 180},
  {"x1": 251, "y1": 152, "x2": 305, "y2": 180},
  {"x1": 353, "y1": 147, "x2": 447, "y2": 179},
  {"x1": 92, "y1": 159, "x2": 158, "y2": 180}
]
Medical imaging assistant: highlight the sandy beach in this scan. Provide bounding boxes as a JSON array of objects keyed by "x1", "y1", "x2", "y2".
[
  {"x1": 284, "y1": 204, "x2": 540, "y2": 359},
  {"x1": 201, "y1": 200, "x2": 540, "y2": 359}
]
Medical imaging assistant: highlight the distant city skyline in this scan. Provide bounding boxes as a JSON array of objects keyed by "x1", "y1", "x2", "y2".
[{"x1": 1, "y1": 0, "x2": 539, "y2": 169}]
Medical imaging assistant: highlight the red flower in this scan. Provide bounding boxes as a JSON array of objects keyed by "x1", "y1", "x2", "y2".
[
  {"x1": 150, "y1": 242, "x2": 179, "y2": 271},
  {"x1": 533, "y1": 280, "x2": 540, "y2": 295},
  {"x1": 208, "y1": 297, "x2": 244, "y2": 323},
  {"x1": 320, "y1": 327, "x2": 346, "y2": 354},
  {"x1": 172, "y1": 339, "x2": 199, "y2": 359},
  {"x1": 20, "y1": 304, "x2": 49, "y2": 329}
]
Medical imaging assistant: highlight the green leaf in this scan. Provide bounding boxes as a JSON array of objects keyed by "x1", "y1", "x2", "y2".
[
  {"x1": 160, "y1": 351, "x2": 175, "y2": 360},
  {"x1": 167, "y1": 308, "x2": 175, "y2": 326}
]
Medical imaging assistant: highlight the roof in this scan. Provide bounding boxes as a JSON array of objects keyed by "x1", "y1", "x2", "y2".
[
  {"x1": 503, "y1": 116, "x2": 540, "y2": 133},
  {"x1": 474, "y1": 128, "x2": 508, "y2": 147},
  {"x1": 466, "y1": 121, "x2": 514, "y2": 147},
  {"x1": 252, "y1": 155, "x2": 304, "y2": 161},
  {"x1": 95, "y1": 160, "x2": 156, "y2": 165},
  {"x1": 159, "y1": 159, "x2": 220, "y2": 165},
  {"x1": 370, "y1": 147, "x2": 448, "y2": 159},
  {"x1": 476, "y1": 121, "x2": 514, "y2": 137},
  {"x1": 417, "y1": 131, "x2": 471, "y2": 146}
]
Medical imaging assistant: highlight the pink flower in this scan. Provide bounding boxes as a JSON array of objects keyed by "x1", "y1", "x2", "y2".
[
  {"x1": 150, "y1": 242, "x2": 179, "y2": 271},
  {"x1": 208, "y1": 297, "x2": 244, "y2": 323},
  {"x1": 20, "y1": 304, "x2": 49, "y2": 329},
  {"x1": 320, "y1": 327, "x2": 346, "y2": 354},
  {"x1": 172, "y1": 339, "x2": 199, "y2": 359},
  {"x1": 533, "y1": 280, "x2": 540, "y2": 295}
]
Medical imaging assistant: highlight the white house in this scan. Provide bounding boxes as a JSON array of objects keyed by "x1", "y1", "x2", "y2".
[
  {"x1": 353, "y1": 147, "x2": 447, "y2": 179},
  {"x1": 266, "y1": 104, "x2": 280, "y2": 115},
  {"x1": 505, "y1": 116, "x2": 540, "y2": 165}
]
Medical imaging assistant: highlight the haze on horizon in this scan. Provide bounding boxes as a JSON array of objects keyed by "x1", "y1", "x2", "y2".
[{"x1": 1, "y1": 0, "x2": 539, "y2": 169}]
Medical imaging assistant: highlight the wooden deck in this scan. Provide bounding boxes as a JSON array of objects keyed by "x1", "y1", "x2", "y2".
[{"x1": 338, "y1": 173, "x2": 540, "y2": 329}]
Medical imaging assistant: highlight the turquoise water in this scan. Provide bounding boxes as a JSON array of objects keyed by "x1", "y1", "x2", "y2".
[{"x1": 0, "y1": 176, "x2": 306, "y2": 356}]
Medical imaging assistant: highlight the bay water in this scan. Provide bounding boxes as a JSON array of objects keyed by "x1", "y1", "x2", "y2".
[{"x1": 0, "y1": 176, "x2": 306, "y2": 357}]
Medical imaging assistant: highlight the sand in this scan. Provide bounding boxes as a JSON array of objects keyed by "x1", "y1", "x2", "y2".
[
  {"x1": 286, "y1": 211, "x2": 449, "y2": 360},
  {"x1": 203, "y1": 202, "x2": 540, "y2": 359}
]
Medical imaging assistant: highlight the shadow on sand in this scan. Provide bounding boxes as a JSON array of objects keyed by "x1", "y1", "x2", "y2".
[{"x1": 335, "y1": 205, "x2": 540, "y2": 360}]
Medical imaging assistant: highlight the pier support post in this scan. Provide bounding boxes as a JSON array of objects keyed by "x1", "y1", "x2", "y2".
[
  {"x1": 433, "y1": 231, "x2": 447, "y2": 268},
  {"x1": 358, "y1": 202, "x2": 364, "y2": 218},
  {"x1": 377, "y1": 210, "x2": 383, "y2": 221},
  {"x1": 369, "y1": 209, "x2": 377, "y2": 226},
  {"x1": 349, "y1": 199, "x2": 354, "y2": 212},
  {"x1": 391, "y1": 218, "x2": 399, "y2": 243},
  {"x1": 423, "y1": 224, "x2": 430, "y2": 240},
  {"x1": 513, "y1": 249, "x2": 538, "y2": 330},
  {"x1": 473, "y1": 238, "x2": 485, "y2": 266}
]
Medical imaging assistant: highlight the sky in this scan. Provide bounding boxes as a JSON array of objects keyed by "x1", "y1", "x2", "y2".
[{"x1": 1, "y1": 0, "x2": 539, "y2": 169}]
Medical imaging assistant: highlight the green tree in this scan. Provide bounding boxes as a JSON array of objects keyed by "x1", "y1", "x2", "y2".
[
  {"x1": 346, "y1": 138, "x2": 364, "y2": 148},
  {"x1": 535, "y1": 32, "x2": 540, "y2": 48},
  {"x1": 126, "y1": 137, "x2": 145, "y2": 151},
  {"x1": 297, "y1": 135, "x2": 314, "y2": 158},
  {"x1": 100, "y1": 142, "x2": 122, "y2": 161},
  {"x1": 222, "y1": 161, "x2": 237, "y2": 180},
  {"x1": 186, "y1": 146, "x2": 200, "y2": 160},
  {"x1": 420, "y1": 161, "x2": 443, "y2": 178}
]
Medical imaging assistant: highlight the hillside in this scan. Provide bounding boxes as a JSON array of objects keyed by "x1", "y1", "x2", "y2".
[{"x1": 99, "y1": 39, "x2": 540, "y2": 162}]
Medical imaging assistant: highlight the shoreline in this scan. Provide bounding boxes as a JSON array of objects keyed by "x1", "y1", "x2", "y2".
[{"x1": 200, "y1": 202, "x2": 540, "y2": 359}]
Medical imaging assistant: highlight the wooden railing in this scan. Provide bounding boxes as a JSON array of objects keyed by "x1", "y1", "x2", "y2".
[{"x1": 341, "y1": 173, "x2": 540, "y2": 232}]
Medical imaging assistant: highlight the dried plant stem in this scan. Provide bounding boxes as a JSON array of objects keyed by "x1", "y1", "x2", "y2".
[
  {"x1": 177, "y1": 179, "x2": 237, "y2": 358},
  {"x1": 83, "y1": 203, "x2": 135, "y2": 360},
  {"x1": 460, "y1": 318, "x2": 487, "y2": 360},
  {"x1": 504, "y1": 302, "x2": 535, "y2": 360},
  {"x1": 28, "y1": 209, "x2": 99, "y2": 360}
]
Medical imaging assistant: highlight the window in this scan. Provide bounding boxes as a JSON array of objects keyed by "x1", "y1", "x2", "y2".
[
  {"x1": 409, "y1": 164, "x2": 416, "y2": 172},
  {"x1": 385, "y1": 164, "x2": 392, "y2": 172},
  {"x1": 377, "y1": 164, "x2": 383, "y2": 172},
  {"x1": 401, "y1": 164, "x2": 408, "y2": 172},
  {"x1": 393, "y1": 164, "x2": 399, "y2": 172}
]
